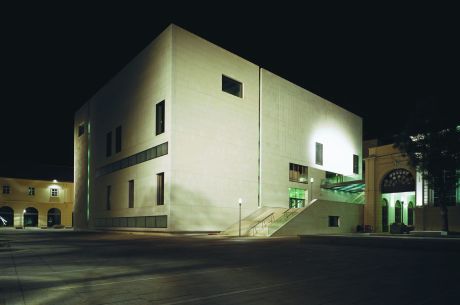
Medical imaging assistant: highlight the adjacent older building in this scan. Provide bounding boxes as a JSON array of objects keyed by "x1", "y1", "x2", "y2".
[
  {"x1": 0, "y1": 176, "x2": 73, "y2": 228},
  {"x1": 74, "y1": 24, "x2": 363, "y2": 234}
]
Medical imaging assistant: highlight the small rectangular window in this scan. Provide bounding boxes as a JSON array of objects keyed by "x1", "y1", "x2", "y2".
[
  {"x1": 115, "y1": 126, "x2": 122, "y2": 153},
  {"x1": 2, "y1": 185, "x2": 10, "y2": 194},
  {"x1": 128, "y1": 180, "x2": 134, "y2": 208},
  {"x1": 106, "y1": 131, "x2": 112, "y2": 157},
  {"x1": 28, "y1": 187, "x2": 35, "y2": 196},
  {"x1": 156, "y1": 100, "x2": 165, "y2": 135},
  {"x1": 78, "y1": 124, "x2": 85, "y2": 137},
  {"x1": 222, "y1": 75, "x2": 242, "y2": 98},
  {"x1": 289, "y1": 163, "x2": 308, "y2": 183},
  {"x1": 315, "y1": 142, "x2": 323, "y2": 165},
  {"x1": 157, "y1": 173, "x2": 164, "y2": 205},
  {"x1": 50, "y1": 188, "x2": 59, "y2": 197},
  {"x1": 328, "y1": 216, "x2": 340, "y2": 227},
  {"x1": 106, "y1": 185, "x2": 111, "y2": 211},
  {"x1": 353, "y1": 154, "x2": 359, "y2": 174}
]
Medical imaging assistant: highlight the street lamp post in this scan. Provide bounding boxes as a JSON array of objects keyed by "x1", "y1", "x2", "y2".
[
  {"x1": 22, "y1": 209, "x2": 26, "y2": 228},
  {"x1": 310, "y1": 178, "x2": 314, "y2": 203},
  {"x1": 238, "y1": 198, "x2": 243, "y2": 237}
]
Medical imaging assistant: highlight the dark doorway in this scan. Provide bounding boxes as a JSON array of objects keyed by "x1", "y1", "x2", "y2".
[
  {"x1": 395, "y1": 201, "x2": 402, "y2": 223},
  {"x1": 408, "y1": 202, "x2": 414, "y2": 226},
  {"x1": 381, "y1": 199, "x2": 388, "y2": 232},
  {"x1": 0, "y1": 206, "x2": 14, "y2": 227},
  {"x1": 47, "y1": 208, "x2": 61, "y2": 227},
  {"x1": 24, "y1": 207, "x2": 39, "y2": 227}
]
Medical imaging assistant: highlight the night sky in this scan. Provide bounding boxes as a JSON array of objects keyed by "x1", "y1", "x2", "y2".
[{"x1": 2, "y1": 2, "x2": 458, "y2": 170}]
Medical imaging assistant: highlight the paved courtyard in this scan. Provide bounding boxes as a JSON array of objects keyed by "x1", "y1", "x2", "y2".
[{"x1": 1, "y1": 230, "x2": 459, "y2": 305}]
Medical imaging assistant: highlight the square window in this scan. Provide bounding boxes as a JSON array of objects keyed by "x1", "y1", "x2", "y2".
[
  {"x1": 328, "y1": 216, "x2": 340, "y2": 227},
  {"x1": 50, "y1": 188, "x2": 59, "y2": 197},
  {"x1": 222, "y1": 75, "x2": 243, "y2": 98},
  {"x1": 2, "y1": 185, "x2": 10, "y2": 194},
  {"x1": 28, "y1": 187, "x2": 35, "y2": 196}
]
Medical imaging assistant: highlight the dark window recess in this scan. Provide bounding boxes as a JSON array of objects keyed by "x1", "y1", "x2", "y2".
[
  {"x1": 157, "y1": 173, "x2": 164, "y2": 205},
  {"x1": 3, "y1": 185, "x2": 10, "y2": 194},
  {"x1": 289, "y1": 163, "x2": 308, "y2": 183},
  {"x1": 95, "y1": 142, "x2": 169, "y2": 178},
  {"x1": 95, "y1": 215, "x2": 168, "y2": 228},
  {"x1": 328, "y1": 216, "x2": 340, "y2": 227},
  {"x1": 115, "y1": 126, "x2": 122, "y2": 153},
  {"x1": 156, "y1": 100, "x2": 165, "y2": 135},
  {"x1": 353, "y1": 154, "x2": 359, "y2": 174},
  {"x1": 222, "y1": 75, "x2": 243, "y2": 98},
  {"x1": 106, "y1": 185, "x2": 111, "y2": 211},
  {"x1": 315, "y1": 142, "x2": 323, "y2": 165},
  {"x1": 128, "y1": 180, "x2": 134, "y2": 208},
  {"x1": 106, "y1": 132, "x2": 112, "y2": 157},
  {"x1": 78, "y1": 124, "x2": 85, "y2": 137}
]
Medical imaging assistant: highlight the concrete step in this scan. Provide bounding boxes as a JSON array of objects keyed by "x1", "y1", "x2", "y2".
[{"x1": 410, "y1": 230, "x2": 448, "y2": 236}]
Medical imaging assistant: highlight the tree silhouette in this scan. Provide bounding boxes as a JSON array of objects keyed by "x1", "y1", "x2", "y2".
[{"x1": 394, "y1": 99, "x2": 460, "y2": 232}]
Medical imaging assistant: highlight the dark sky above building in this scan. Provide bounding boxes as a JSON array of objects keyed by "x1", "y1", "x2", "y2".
[{"x1": 1, "y1": 2, "x2": 458, "y2": 170}]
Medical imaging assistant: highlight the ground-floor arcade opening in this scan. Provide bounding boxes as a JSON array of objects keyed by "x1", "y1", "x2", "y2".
[
  {"x1": 380, "y1": 169, "x2": 415, "y2": 232},
  {"x1": 0, "y1": 206, "x2": 14, "y2": 227},
  {"x1": 24, "y1": 207, "x2": 39, "y2": 227},
  {"x1": 47, "y1": 208, "x2": 61, "y2": 227}
]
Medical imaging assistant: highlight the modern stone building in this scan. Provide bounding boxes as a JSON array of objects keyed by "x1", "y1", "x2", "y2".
[
  {"x1": 0, "y1": 176, "x2": 73, "y2": 228},
  {"x1": 74, "y1": 24, "x2": 364, "y2": 234}
]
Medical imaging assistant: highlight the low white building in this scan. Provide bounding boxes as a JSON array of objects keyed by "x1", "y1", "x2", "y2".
[{"x1": 74, "y1": 24, "x2": 363, "y2": 234}]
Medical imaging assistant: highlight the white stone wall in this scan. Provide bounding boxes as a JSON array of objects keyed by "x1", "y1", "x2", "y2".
[
  {"x1": 260, "y1": 69, "x2": 363, "y2": 208},
  {"x1": 170, "y1": 26, "x2": 260, "y2": 231}
]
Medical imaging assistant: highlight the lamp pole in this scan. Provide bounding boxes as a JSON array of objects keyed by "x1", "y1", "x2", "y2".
[
  {"x1": 310, "y1": 178, "x2": 314, "y2": 203},
  {"x1": 238, "y1": 198, "x2": 242, "y2": 237}
]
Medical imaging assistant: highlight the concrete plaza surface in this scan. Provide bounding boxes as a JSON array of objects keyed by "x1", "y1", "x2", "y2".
[{"x1": 1, "y1": 230, "x2": 459, "y2": 305}]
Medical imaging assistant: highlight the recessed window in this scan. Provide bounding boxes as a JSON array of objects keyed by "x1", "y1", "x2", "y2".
[
  {"x1": 128, "y1": 180, "x2": 134, "y2": 208},
  {"x1": 106, "y1": 185, "x2": 111, "y2": 211},
  {"x1": 289, "y1": 163, "x2": 308, "y2": 183},
  {"x1": 28, "y1": 187, "x2": 35, "y2": 196},
  {"x1": 78, "y1": 124, "x2": 85, "y2": 137},
  {"x1": 106, "y1": 131, "x2": 112, "y2": 157},
  {"x1": 50, "y1": 188, "x2": 59, "y2": 197},
  {"x1": 157, "y1": 173, "x2": 164, "y2": 205},
  {"x1": 328, "y1": 216, "x2": 340, "y2": 227},
  {"x1": 222, "y1": 75, "x2": 242, "y2": 98},
  {"x1": 315, "y1": 142, "x2": 323, "y2": 165},
  {"x1": 115, "y1": 126, "x2": 122, "y2": 153},
  {"x1": 2, "y1": 185, "x2": 10, "y2": 194},
  {"x1": 353, "y1": 154, "x2": 359, "y2": 174},
  {"x1": 156, "y1": 100, "x2": 165, "y2": 135}
]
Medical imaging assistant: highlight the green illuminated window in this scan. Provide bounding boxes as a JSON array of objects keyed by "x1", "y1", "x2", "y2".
[{"x1": 289, "y1": 188, "x2": 305, "y2": 208}]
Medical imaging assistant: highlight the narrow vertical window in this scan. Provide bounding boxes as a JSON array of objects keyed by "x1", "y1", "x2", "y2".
[
  {"x1": 156, "y1": 100, "x2": 165, "y2": 135},
  {"x1": 106, "y1": 131, "x2": 112, "y2": 157},
  {"x1": 106, "y1": 185, "x2": 111, "y2": 211},
  {"x1": 28, "y1": 187, "x2": 35, "y2": 196},
  {"x1": 3, "y1": 185, "x2": 10, "y2": 194},
  {"x1": 315, "y1": 142, "x2": 323, "y2": 165},
  {"x1": 115, "y1": 126, "x2": 122, "y2": 153},
  {"x1": 128, "y1": 180, "x2": 134, "y2": 208},
  {"x1": 157, "y1": 173, "x2": 164, "y2": 205},
  {"x1": 353, "y1": 154, "x2": 359, "y2": 174},
  {"x1": 78, "y1": 124, "x2": 85, "y2": 137}
]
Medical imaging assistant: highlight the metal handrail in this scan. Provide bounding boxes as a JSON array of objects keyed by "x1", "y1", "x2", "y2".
[{"x1": 249, "y1": 212, "x2": 275, "y2": 236}]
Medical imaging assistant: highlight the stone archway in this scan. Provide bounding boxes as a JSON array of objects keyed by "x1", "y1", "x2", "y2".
[
  {"x1": 24, "y1": 207, "x2": 39, "y2": 227},
  {"x1": 47, "y1": 208, "x2": 61, "y2": 227},
  {"x1": 0, "y1": 206, "x2": 14, "y2": 227}
]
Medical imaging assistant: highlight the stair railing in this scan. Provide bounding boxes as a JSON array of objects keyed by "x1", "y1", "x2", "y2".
[{"x1": 249, "y1": 212, "x2": 275, "y2": 236}]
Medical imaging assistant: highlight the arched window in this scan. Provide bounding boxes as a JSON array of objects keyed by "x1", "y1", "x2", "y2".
[
  {"x1": 395, "y1": 201, "x2": 402, "y2": 223},
  {"x1": 381, "y1": 199, "x2": 388, "y2": 232},
  {"x1": 381, "y1": 169, "x2": 415, "y2": 194},
  {"x1": 24, "y1": 207, "x2": 39, "y2": 227},
  {"x1": 47, "y1": 208, "x2": 61, "y2": 227},
  {"x1": 0, "y1": 206, "x2": 14, "y2": 227},
  {"x1": 408, "y1": 202, "x2": 414, "y2": 226}
]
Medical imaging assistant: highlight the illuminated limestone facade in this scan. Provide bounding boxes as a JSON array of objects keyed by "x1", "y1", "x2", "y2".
[
  {"x1": 0, "y1": 177, "x2": 73, "y2": 228},
  {"x1": 364, "y1": 144, "x2": 460, "y2": 232},
  {"x1": 74, "y1": 24, "x2": 363, "y2": 233}
]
